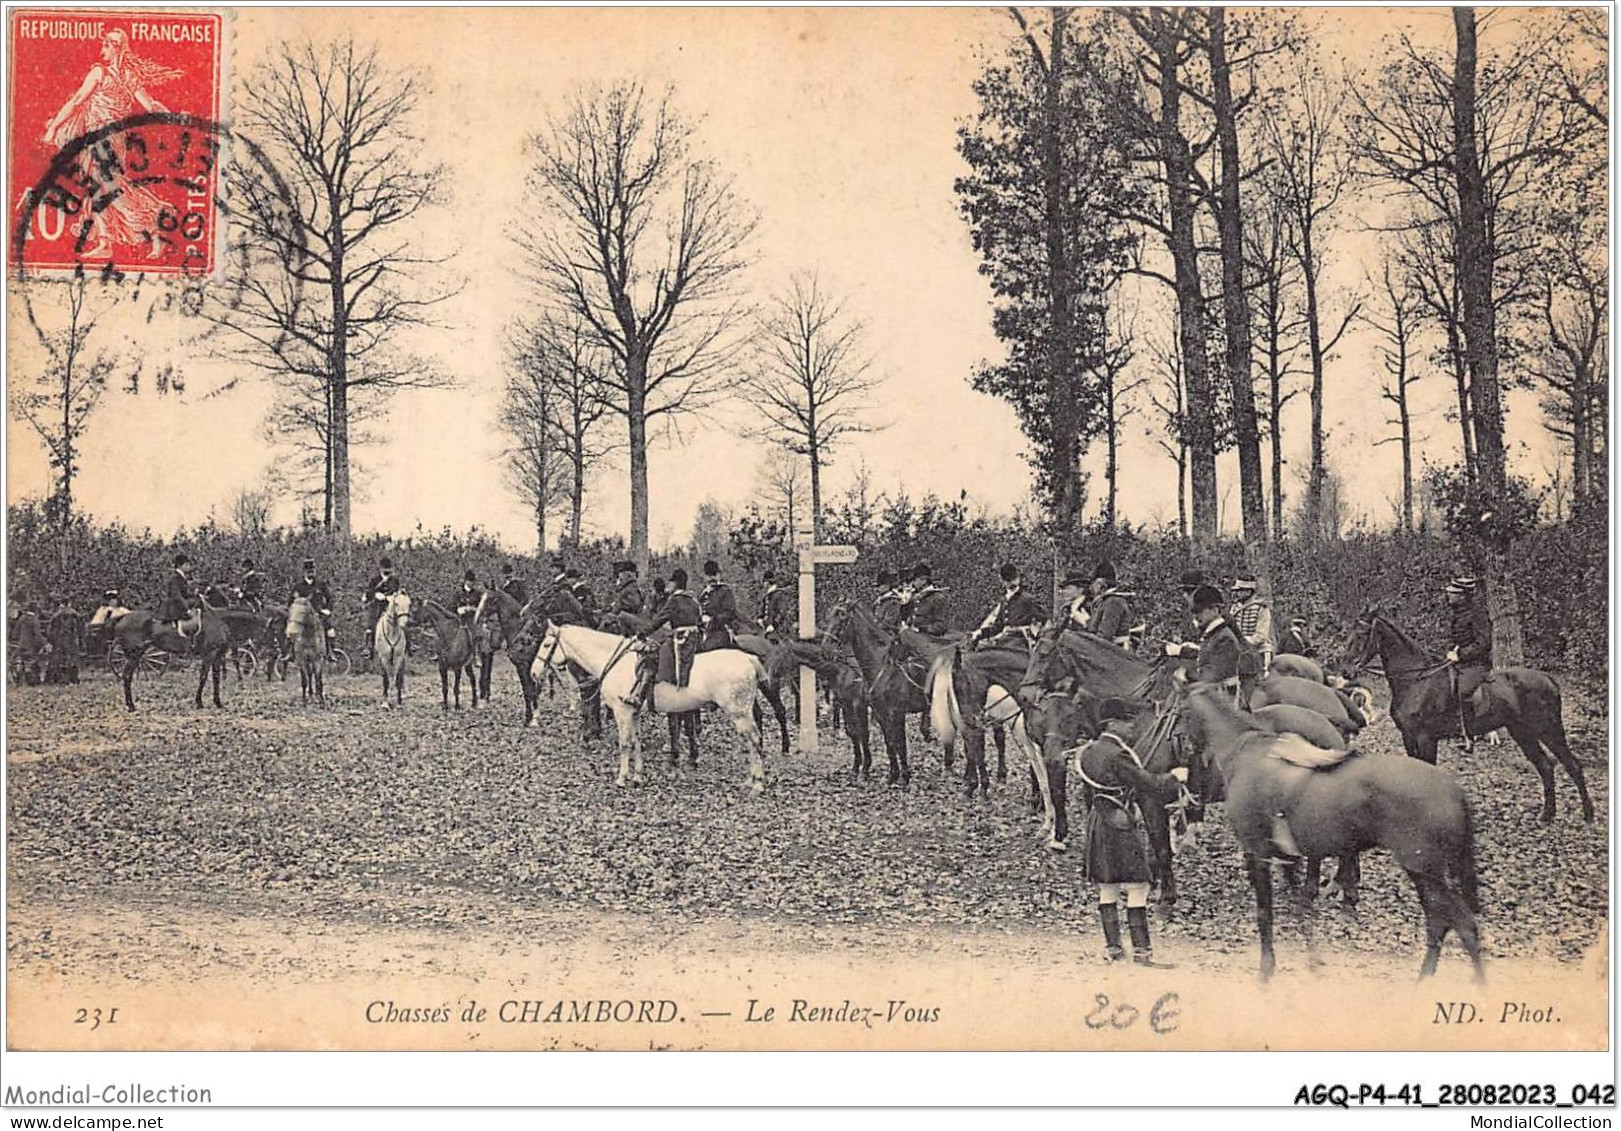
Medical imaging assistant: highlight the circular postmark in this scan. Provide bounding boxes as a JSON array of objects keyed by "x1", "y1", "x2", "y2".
[{"x1": 13, "y1": 111, "x2": 305, "y2": 353}]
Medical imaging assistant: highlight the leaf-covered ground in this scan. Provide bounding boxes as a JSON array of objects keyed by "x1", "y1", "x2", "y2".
[{"x1": 5, "y1": 664, "x2": 1610, "y2": 981}]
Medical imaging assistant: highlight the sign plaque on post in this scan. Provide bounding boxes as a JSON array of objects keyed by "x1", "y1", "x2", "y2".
[{"x1": 795, "y1": 522, "x2": 859, "y2": 755}]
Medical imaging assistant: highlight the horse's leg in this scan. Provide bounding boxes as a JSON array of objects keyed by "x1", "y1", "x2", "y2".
[
  {"x1": 895, "y1": 712, "x2": 912, "y2": 789},
  {"x1": 1538, "y1": 714, "x2": 1595, "y2": 822},
  {"x1": 1247, "y1": 853, "x2": 1277, "y2": 982},
  {"x1": 194, "y1": 656, "x2": 209, "y2": 709},
  {"x1": 685, "y1": 712, "x2": 700, "y2": 768},
  {"x1": 212, "y1": 654, "x2": 225, "y2": 708},
  {"x1": 1044, "y1": 745, "x2": 1067, "y2": 851},
  {"x1": 730, "y1": 698, "x2": 766, "y2": 794},
  {"x1": 1338, "y1": 852, "x2": 1362, "y2": 910},
  {"x1": 615, "y1": 706, "x2": 635, "y2": 788},
  {"x1": 440, "y1": 665, "x2": 450, "y2": 712},
  {"x1": 762, "y1": 685, "x2": 790, "y2": 755},
  {"x1": 668, "y1": 714, "x2": 681, "y2": 767},
  {"x1": 1507, "y1": 723, "x2": 1557, "y2": 823},
  {"x1": 993, "y1": 724, "x2": 1008, "y2": 783},
  {"x1": 1143, "y1": 800, "x2": 1176, "y2": 908},
  {"x1": 1303, "y1": 857, "x2": 1322, "y2": 909},
  {"x1": 316, "y1": 664, "x2": 324, "y2": 707},
  {"x1": 962, "y1": 723, "x2": 985, "y2": 802},
  {"x1": 1408, "y1": 871, "x2": 1445, "y2": 979},
  {"x1": 122, "y1": 649, "x2": 138, "y2": 712}
]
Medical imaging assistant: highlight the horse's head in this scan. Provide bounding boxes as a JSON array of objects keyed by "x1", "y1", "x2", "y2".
[
  {"x1": 387, "y1": 590, "x2": 412, "y2": 628},
  {"x1": 1344, "y1": 604, "x2": 1382, "y2": 677}
]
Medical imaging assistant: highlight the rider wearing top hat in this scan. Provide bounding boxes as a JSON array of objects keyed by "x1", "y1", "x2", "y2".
[
  {"x1": 453, "y1": 570, "x2": 483, "y2": 626},
  {"x1": 500, "y1": 563, "x2": 529, "y2": 608},
  {"x1": 364, "y1": 557, "x2": 403, "y2": 660},
  {"x1": 236, "y1": 558, "x2": 265, "y2": 609},
  {"x1": 970, "y1": 563, "x2": 1044, "y2": 646},
  {"x1": 1086, "y1": 561, "x2": 1133, "y2": 647},
  {"x1": 565, "y1": 569, "x2": 599, "y2": 624},
  {"x1": 757, "y1": 569, "x2": 795, "y2": 637},
  {"x1": 872, "y1": 569, "x2": 905, "y2": 633},
  {"x1": 157, "y1": 553, "x2": 194, "y2": 628},
  {"x1": 631, "y1": 567, "x2": 704, "y2": 706},
  {"x1": 698, "y1": 559, "x2": 740, "y2": 650},
  {"x1": 291, "y1": 559, "x2": 336, "y2": 660},
  {"x1": 1165, "y1": 584, "x2": 1244, "y2": 700},
  {"x1": 904, "y1": 562, "x2": 951, "y2": 639},
  {"x1": 1445, "y1": 576, "x2": 1493, "y2": 749},
  {"x1": 606, "y1": 560, "x2": 647, "y2": 634}
]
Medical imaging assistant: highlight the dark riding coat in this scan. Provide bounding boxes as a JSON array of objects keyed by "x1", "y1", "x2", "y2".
[
  {"x1": 157, "y1": 569, "x2": 192, "y2": 622},
  {"x1": 238, "y1": 570, "x2": 265, "y2": 606},
  {"x1": 366, "y1": 573, "x2": 401, "y2": 616},
  {"x1": 1088, "y1": 589, "x2": 1133, "y2": 643},
  {"x1": 611, "y1": 576, "x2": 646, "y2": 617},
  {"x1": 502, "y1": 577, "x2": 529, "y2": 606},
  {"x1": 759, "y1": 583, "x2": 795, "y2": 634},
  {"x1": 1078, "y1": 735, "x2": 1185, "y2": 884},
  {"x1": 699, "y1": 580, "x2": 740, "y2": 649},
  {"x1": 978, "y1": 585, "x2": 1044, "y2": 640},
  {"x1": 1191, "y1": 617, "x2": 1244, "y2": 689},
  {"x1": 453, "y1": 582, "x2": 483, "y2": 620},
  {"x1": 907, "y1": 585, "x2": 951, "y2": 637},
  {"x1": 644, "y1": 589, "x2": 704, "y2": 683},
  {"x1": 873, "y1": 590, "x2": 905, "y2": 633},
  {"x1": 1450, "y1": 601, "x2": 1493, "y2": 696}
]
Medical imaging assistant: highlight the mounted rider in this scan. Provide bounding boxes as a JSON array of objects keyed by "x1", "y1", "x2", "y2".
[
  {"x1": 566, "y1": 568, "x2": 599, "y2": 624},
  {"x1": 453, "y1": 570, "x2": 483, "y2": 627},
  {"x1": 969, "y1": 562, "x2": 1044, "y2": 649},
  {"x1": 903, "y1": 562, "x2": 951, "y2": 641},
  {"x1": 1076, "y1": 701, "x2": 1190, "y2": 968},
  {"x1": 1085, "y1": 561, "x2": 1134, "y2": 648},
  {"x1": 236, "y1": 558, "x2": 265, "y2": 609},
  {"x1": 757, "y1": 569, "x2": 795, "y2": 637},
  {"x1": 1445, "y1": 575, "x2": 1492, "y2": 751},
  {"x1": 630, "y1": 567, "x2": 704, "y2": 707},
  {"x1": 501, "y1": 563, "x2": 529, "y2": 608},
  {"x1": 605, "y1": 560, "x2": 648, "y2": 634},
  {"x1": 1229, "y1": 576, "x2": 1275, "y2": 676},
  {"x1": 698, "y1": 559, "x2": 741, "y2": 651},
  {"x1": 872, "y1": 569, "x2": 905, "y2": 633},
  {"x1": 1165, "y1": 584, "x2": 1244, "y2": 702},
  {"x1": 364, "y1": 556, "x2": 404, "y2": 660},
  {"x1": 1015, "y1": 570, "x2": 1093, "y2": 711},
  {"x1": 289, "y1": 558, "x2": 336, "y2": 661},
  {"x1": 158, "y1": 553, "x2": 197, "y2": 635}
]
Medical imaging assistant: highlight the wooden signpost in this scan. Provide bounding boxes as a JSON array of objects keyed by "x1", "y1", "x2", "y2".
[{"x1": 795, "y1": 521, "x2": 859, "y2": 754}]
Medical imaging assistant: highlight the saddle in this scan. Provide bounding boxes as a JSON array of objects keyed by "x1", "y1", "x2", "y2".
[{"x1": 174, "y1": 610, "x2": 202, "y2": 639}]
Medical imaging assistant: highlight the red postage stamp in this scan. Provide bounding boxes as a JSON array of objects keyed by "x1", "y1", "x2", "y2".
[{"x1": 8, "y1": 8, "x2": 224, "y2": 276}]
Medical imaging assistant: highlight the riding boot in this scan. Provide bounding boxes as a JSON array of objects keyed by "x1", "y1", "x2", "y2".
[
  {"x1": 1127, "y1": 906, "x2": 1174, "y2": 968},
  {"x1": 1099, "y1": 904, "x2": 1125, "y2": 962}
]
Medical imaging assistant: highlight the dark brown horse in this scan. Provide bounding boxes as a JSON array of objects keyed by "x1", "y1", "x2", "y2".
[
  {"x1": 1347, "y1": 608, "x2": 1593, "y2": 823},
  {"x1": 823, "y1": 602, "x2": 952, "y2": 787},
  {"x1": 767, "y1": 636, "x2": 873, "y2": 776},
  {"x1": 110, "y1": 604, "x2": 264, "y2": 711},
  {"x1": 1180, "y1": 683, "x2": 1484, "y2": 982},
  {"x1": 1016, "y1": 631, "x2": 1192, "y2": 883},
  {"x1": 417, "y1": 599, "x2": 479, "y2": 711},
  {"x1": 929, "y1": 637, "x2": 1040, "y2": 804}
]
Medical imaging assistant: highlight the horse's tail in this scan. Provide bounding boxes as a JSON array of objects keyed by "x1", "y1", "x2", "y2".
[
  {"x1": 1457, "y1": 793, "x2": 1481, "y2": 914},
  {"x1": 929, "y1": 650, "x2": 962, "y2": 746}
]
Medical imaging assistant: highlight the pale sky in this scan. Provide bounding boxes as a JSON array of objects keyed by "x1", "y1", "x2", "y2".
[{"x1": 6, "y1": 7, "x2": 1584, "y2": 549}]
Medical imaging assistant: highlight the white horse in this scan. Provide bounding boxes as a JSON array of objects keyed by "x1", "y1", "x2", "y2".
[
  {"x1": 534, "y1": 621, "x2": 771, "y2": 792},
  {"x1": 374, "y1": 591, "x2": 412, "y2": 706}
]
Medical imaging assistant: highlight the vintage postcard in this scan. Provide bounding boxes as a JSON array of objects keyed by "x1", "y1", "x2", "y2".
[{"x1": 3, "y1": 3, "x2": 1611, "y2": 1080}]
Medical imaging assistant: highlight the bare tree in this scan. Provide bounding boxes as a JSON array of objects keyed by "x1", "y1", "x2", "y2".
[
  {"x1": 1112, "y1": 8, "x2": 1221, "y2": 547},
  {"x1": 11, "y1": 276, "x2": 121, "y2": 553},
  {"x1": 740, "y1": 271, "x2": 882, "y2": 538},
  {"x1": 521, "y1": 82, "x2": 757, "y2": 568},
  {"x1": 506, "y1": 315, "x2": 621, "y2": 547},
  {"x1": 1099, "y1": 301, "x2": 1144, "y2": 530},
  {"x1": 214, "y1": 37, "x2": 458, "y2": 536},
  {"x1": 1362, "y1": 260, "x2": 1427, "y2": 533},
  {"x1": 1533, "y1": 211, "x2": 1607, "y2": 517},
  {"x1": 228, "y1": 483, "x2": 278, "y2": 538},
  {"x1": 1142, "y1": 330, "x2": 1189, "y2": 540},
  {"x1": 1245, "y1": 185, "x2": 1308, "y2": 539},
  {"x1": 502, "y1": 325, "x2": 569, "y2": 554},
  {"x1": 754, "y1": 448, "x2": 807, "y2": 534},
  {"x1": 1263, "y1": 59, "x2": 1360, "y2": 540}
]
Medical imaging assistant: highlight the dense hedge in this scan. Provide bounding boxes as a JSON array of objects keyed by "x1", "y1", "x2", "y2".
[{"x1": 6, "y1": 497, "x2": 1606, "y2": 684}]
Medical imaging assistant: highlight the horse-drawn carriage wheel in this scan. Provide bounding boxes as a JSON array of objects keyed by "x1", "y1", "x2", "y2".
[
  {"x1": 326, "y1": 647, "x2": 352, "y2": 678},
  {"x1": 234, "y1": 646, "x2": 258, "y2": 680},
  {"x1": 106, "y1": 643, "x2": 169, "y2": 678}
]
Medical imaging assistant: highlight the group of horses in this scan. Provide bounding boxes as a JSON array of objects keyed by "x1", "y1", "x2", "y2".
[{"x1": 94, "y1": 577, "x2": 1595, "y2": 983}]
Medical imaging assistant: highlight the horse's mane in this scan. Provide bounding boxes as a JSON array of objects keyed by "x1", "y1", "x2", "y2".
[{"x1": 1371, "y1": 612, "x2": 1436, "y2": 661}]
